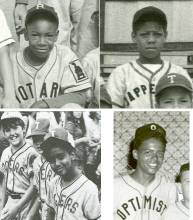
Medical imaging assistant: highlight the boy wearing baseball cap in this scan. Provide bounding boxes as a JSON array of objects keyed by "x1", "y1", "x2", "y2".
[
  {"x1": 0, "y1": 112, "x2": 38, "y2": 220},
  {"x1": 162, "y1": 163, "x2": 189, "y2": 220},
  {"x1": 114, "y1": 123, "x2": 177, "y2": 220},
  {"x1": 41, "y1": 128, "x2": 100, "y2": 220},
  {"x1": 106, "y1": 6, "x2": 192, "y2": 108},
  {"x1": 155, "y1": 73, "x2": 193, "y2": 108},
  {"x1": 11, "y1": 3, "x2": 91, "y2": 108}
]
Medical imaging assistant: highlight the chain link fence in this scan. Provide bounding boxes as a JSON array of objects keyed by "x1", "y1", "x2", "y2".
[{"x1": 114, "y1": 111, "x2": 189, "y2": 180}]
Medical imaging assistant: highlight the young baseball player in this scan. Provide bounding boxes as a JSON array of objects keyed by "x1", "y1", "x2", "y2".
[
  {"x1": 40, "y1": 127, "x2": 101, "y2": 220},
  {"x1": 0, "y1": 112, "x2": 38, "y2": 220},
  {"x1": 0, "y1": 9, "x2": 19, "y2": 108},
  {"x1": 114, "y1": 123, "x2": 177, "y2": 220},
  {"x1": 106, "y1": 6, "x2": 192, "y2": 108},
  {"x1": 162, "y1": 163, "x2": 189, "y2": 220},
  {"x1": 11, "y1": 3, "x2": 91, "y2": 108},
  {"x1": 14, "y1": 0, "x2": 84, "y2": 50},
  {"x1": 25, "y1": 118, "x2": 55, "y2": 220},
  {"x1": 155, "y1": 73, "x2": 193, "y2": 108}
]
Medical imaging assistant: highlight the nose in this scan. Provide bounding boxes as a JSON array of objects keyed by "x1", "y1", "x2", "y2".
[
  {"x1": 148, "y1": 33, "x2": 156, "y2": 43},
  {"x1": 39, "y1": 36, "x2": 46, "y2": 45},
  {"x1": 55, "y1": 158, "x2": 61, "y2": 166},
  {"x1": 10, "y1": 128, "x2": 16, "y2": 135}
]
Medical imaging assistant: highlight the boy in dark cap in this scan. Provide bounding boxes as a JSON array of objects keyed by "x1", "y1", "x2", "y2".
[
  {"x1": 41, "y1": 128, "x2": 100, "y2": 220},
  {"x1": 114, "y1": 123, "x2": 177, "y2": 220},
  {"x1": 106, "y1": 6, "x2": 192, "y2": 108},
  {"x1": 155, "y1": 73, "x2": 193, "y2": 108},
  {"x1": 11, "y1": 3, "x2": 91, "y2": 108}
]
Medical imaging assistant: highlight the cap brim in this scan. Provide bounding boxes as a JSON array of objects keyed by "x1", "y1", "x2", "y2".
[
  {"x1": 156, "y1": 84, "x2": 193, "y2": 96},
  {"x1": 26, "y1": 131, "x2": 47, "y2": 139}
]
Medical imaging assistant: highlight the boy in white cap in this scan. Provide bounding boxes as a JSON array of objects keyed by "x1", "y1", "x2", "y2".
[
  {"x1": 155, "y1": 73, "x2": 193, "y2": 108},
  {"x1": 41, "y1": 127, "x2": 101, "y2": 220},
  {"x1": 0, "y1": 112, "x2": 38, "y2": 220}
]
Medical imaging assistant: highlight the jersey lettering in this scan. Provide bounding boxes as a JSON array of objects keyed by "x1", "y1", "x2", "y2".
[
  {"x1": 117, "y1": 196, "x2": 167, "y2": 219},
  {"x1": 36, "y1": 3, "x2": 44, "y2": 9}
]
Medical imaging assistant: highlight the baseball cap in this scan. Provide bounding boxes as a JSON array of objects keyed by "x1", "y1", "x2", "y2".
[
  {"x1": 27, "y1": 118, "x2": 50, "y2": 138},
  {"x1": 134, "y1": 123, "x2": 167, "y2": 146},
  {"x1": 1, "y1": 112, "x2": 24, "y2": 123},
  {"x1": 40, "y1": 128, "x2": 74, "y2": 150},
  {"x1": 156, "y1": 73, "x2": 193, "y2": 96},
  {"x1": 132, "y1": 6, "x2": 167, "y2": 31},
  {"x1": 25, "y1": 3, "x2": 59, "y2": 27}
]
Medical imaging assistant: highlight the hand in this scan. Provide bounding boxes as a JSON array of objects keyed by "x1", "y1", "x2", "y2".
[
  {"x1": 14, "y1": 4, "x2": 27, "y2": 35},
  {"x1": 0, "y1": 206, "x2": 18, "y2": 220}
]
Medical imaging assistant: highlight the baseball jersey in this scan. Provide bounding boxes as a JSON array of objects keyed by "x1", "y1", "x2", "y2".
[
  {"x1": 114, "y1": 174, "x2": 177, "y2": 220},
  {"x1": 161, "y1": 201, "x2": 189, "y2": 220},
  {"x1": 107, "y1": 60, "x2": 192, "y2": 108},
  {"x1": 33, "y1": 155, "x2": 55, "y2": 203},
  {"x1": 0, "y1": 142, "x2": 38, "y2": 194},
  {"x1": 0, "y1": 9, "x2": 14, "y2": 48},
  {"x1": 11, "y1": 45, "x2": 91, "y2": 108},
  {"x1": 47, "y1": 174, "x2": 101, "y2": 220}
]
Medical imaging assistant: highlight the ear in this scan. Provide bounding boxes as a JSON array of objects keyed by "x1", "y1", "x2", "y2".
[
  {"x1": 55, "y1": 30, "x2": 59, "y2": 42},
  {"x1": 132, "y1": 149, "x2": 138, "y2": 160},
  {"x1": 131, "y1": 31, "x2": 137, "y2": 43},
  {"x1": 70, "y1": 151, "x2": 76, "y2": 160},
  {"x1": 24, "y1": 29, "x2": 29, "y2": 41}
]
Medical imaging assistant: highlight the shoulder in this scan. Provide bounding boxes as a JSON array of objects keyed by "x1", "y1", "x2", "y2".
[
  {"x1": 1, "y1": 146, "x2": 11, "y2": 160},
  {"x1": 56, "y1": 44, "x2": 76, "y2": 57}
]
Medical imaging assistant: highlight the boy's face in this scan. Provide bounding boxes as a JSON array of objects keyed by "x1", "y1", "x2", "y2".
[
  {"x1": 132, "y1": 21, "x2": 167, "y2": 63},
  {"x1": 157, "y1": 87, "x2": 192, "y2": 109},
  {"x1": 4, "y1": 125, "x2": 25, "y2": 148},
  {"x1": 133, "y1": 137, "x2": 165, "y2": 176},
  {"x1": 25, "y1": 19, "x2": 58, "y2": 59},
  {"x1": 47, "y1": 146, "x2": 74, "y2": 177},
  {"x1": 32, "y1": 135, "x2": 44, "y2": 155},
  {"x1": 181, "y1": 170, "x2": 189, "y2": 202}
]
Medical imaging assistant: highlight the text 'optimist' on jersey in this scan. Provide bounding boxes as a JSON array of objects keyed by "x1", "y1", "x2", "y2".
[
  {"x1": 107, "y1": 60, "x2": 192, "y2": 108},
  {"x1": 47, "y1": 175, "x2": 100, "y2": 220},
  {"x1": 11, "y1": 45, "x2": 91, "y2": 108},
  {"x1": 114, "y1": 174, "x2": 177, "y2": 220}
]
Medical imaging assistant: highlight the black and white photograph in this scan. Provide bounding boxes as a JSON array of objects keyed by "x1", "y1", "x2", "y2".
[
  {"x1": 113, "y1": 111, "x2": 189, "y2": 219},
  {"x1": 0, "y1": 0, "x2": 99, "y2": 108},
  {"x1": 100, "y1": 0, "x2": 193, "y2": 109},
  {"x1": 0, "y1": 111, "x2": 101, "y2": 220}
]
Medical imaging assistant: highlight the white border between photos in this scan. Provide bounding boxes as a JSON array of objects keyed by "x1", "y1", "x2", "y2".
[{"x1": 101, "y1": 109, "x2": 192, "y2": 220}]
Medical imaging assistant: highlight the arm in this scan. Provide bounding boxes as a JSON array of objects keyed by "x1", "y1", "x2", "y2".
[
  {"x1": 1, "y1": 182, "x2": 37, "y2": 220},
  {"x1": 0, "y1": 172, "x2": 7, "y2": 212},
  {"x1": 14, "y1": 0, "x2": 28, "y2": 35},
  {"x1": 30, "y1": 89, "x2": 90, "y2": 108},
  {"x1": 26, "y1": 197, "x2": 40, "y2": 220},
  {"x1": 0, "y1": 46, "x2": 19, "y2": 108},
  {"x1": 45, "y1": 206, "x2": 55, "y2": 220}
]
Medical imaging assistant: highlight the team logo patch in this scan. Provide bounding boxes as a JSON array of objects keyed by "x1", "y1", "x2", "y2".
[{"x1": 69, "y1": 59, "x2": 88, "y2": 83}]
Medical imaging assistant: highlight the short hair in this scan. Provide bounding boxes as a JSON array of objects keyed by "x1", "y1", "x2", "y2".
[
  {"x1": 1, "y1": 118, "x2": 25, "y2": 132},
  {"x1": 175, "y1": 162, "x2": 189, "y2": 182},
  {"x1": 25, "y1": 12, "x2": 59, "y2": 28}
]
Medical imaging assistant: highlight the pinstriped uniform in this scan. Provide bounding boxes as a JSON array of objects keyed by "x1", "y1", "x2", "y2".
[{"x1": 107, "y1": 60, "x2": 191, "y2": 108}]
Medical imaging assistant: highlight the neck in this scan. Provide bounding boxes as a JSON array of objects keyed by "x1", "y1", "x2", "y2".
[
  {"x1": 182, "y1": 199, "x2": 189, "y2": 209},
  {"x1": 138, "y1": 56, "x2": 162, "y2": 64},
  {"x1": 24, "y1": 47, "x2": 48, "y2": 66},
  {"x1": 11, "y1": 141, "x2": 25, "y2": 153},
  {"x1": 62, "y1": 168, "x2": 81, "y2": 183},
  {"x1": 131, "y1": 168, "x2": 155, "y2": 186}
]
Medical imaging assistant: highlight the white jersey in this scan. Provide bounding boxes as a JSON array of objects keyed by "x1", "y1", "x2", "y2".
[
  {"x1": 11, "y1": 45, "x2": 91, "y2": 108},
  {"x1": 114, "y1": 174, "x2": 177, "y2": 220},
  {"x1": 0, "y1": 9, "x2": 14, "y2": 48},
  {"x1": 0, "y1": 142, "x2": 38, "y2": 194},
  {"x1": 33, "y1": 155, "x2": 55, "y2": 203},
  {"x1": 161, "y1": 201, "x2": 189, "y2": 220},
  {"x1": 47, "y1": 174, "x2": 101, "y2": 220},
  {"x1": 82, "y1": 48, "x2": 100, "y2": 103},
  {"x1": 107, "y1": 60, "x2": 192, "y2": 108}
]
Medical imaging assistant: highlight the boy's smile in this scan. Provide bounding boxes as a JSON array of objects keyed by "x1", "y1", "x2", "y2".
[
  {"x1": 132, "y1": 21, "x2": 167, "y2": 63},
  {"x1": 25, "y1": 19, "x2": 58, "y2": 62},
  {"x1": 4, "y1": 126, "x2": 25, "y2": 148}
]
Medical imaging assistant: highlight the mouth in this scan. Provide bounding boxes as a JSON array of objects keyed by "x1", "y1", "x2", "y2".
[
  {"x1": 148, "y1": 163, "x2": 158, "y2": 169},
  {"x1": 9, "y1": 135, "x2": 19, "y2": 141}
]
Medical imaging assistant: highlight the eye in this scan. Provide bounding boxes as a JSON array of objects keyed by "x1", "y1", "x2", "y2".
[
  {"x1": 163, "y1": 100, "x2": 173, "y2": 104},
  {"x1": 180, "y1": 99, "x2": 189, "y2": 103},
  {"x1": 157, "y1": 151, "x2": 164, "y2": 158}
]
